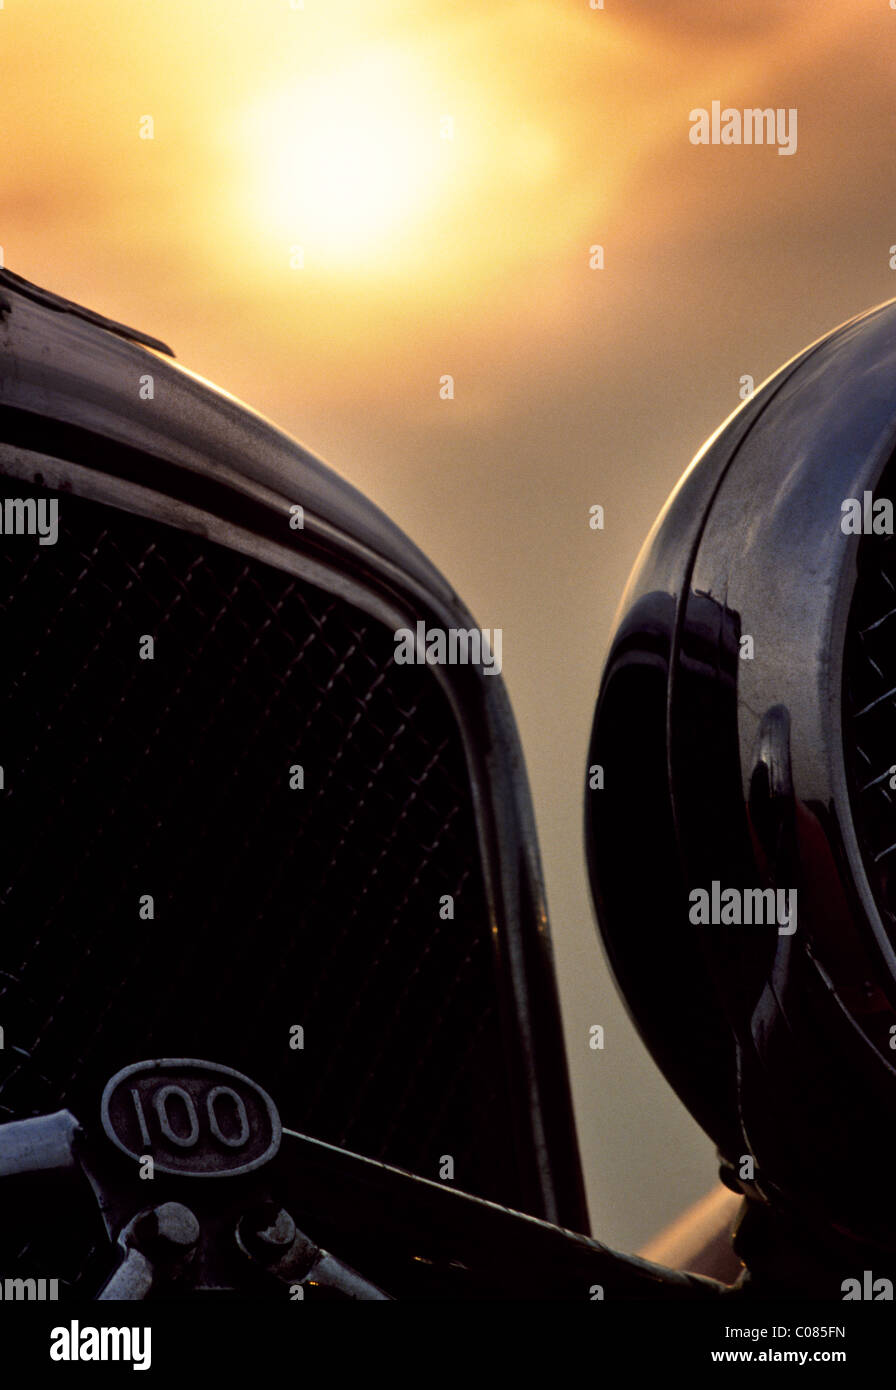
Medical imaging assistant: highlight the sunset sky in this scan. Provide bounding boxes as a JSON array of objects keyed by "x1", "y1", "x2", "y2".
[{"x1": 4, "y1": 0, "x2": 896, "y2": 1250}]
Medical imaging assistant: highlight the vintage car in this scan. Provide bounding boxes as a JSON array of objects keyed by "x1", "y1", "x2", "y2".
[{"x1": 0, "y1": 269, "x2": 893, "y2": 1300}]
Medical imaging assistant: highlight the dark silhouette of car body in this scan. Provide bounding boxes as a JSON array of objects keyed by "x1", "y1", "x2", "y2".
[{"x1": 1, "y1": 269, "x2": 894, "y2": 1300}]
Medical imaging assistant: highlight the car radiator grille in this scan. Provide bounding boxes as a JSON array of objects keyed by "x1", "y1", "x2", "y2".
[
  {"x1": 0, "y1": 479, "x2": 518, "y2": 1292},
  {"x1": 843, "y1": 477, "x2": 896, "y2": 934}
]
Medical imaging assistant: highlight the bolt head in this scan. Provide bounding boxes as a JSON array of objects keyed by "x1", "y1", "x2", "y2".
[
  {"x1": 239, "y1": 1204, "x2": 297, "y2": 1255},
  {"x1": 135, "y1": 1201, "x2": 200, "y2": 1253}
]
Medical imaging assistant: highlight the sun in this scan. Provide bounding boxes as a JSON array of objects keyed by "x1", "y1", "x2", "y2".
[{"x1": 239, "y1": 49, "x2": 443, "y2": 266}]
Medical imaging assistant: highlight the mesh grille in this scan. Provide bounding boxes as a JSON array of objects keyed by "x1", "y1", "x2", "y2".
[
  {"x1": 843, "y1": 486, "x2": 896, "y2": 929},
  {"x1": 0, "y1": 480, "x2": 518, "y2": 1291}
]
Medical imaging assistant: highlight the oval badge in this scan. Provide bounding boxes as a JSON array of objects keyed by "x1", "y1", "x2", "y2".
[{"x1": 101, "y1": 1059, "x2": 282, "y2": 1177}]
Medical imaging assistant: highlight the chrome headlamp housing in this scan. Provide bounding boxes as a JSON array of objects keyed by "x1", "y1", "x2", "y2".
[{"x1": 587, "y1": 299, "x2": 896, "y2": 1257}]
